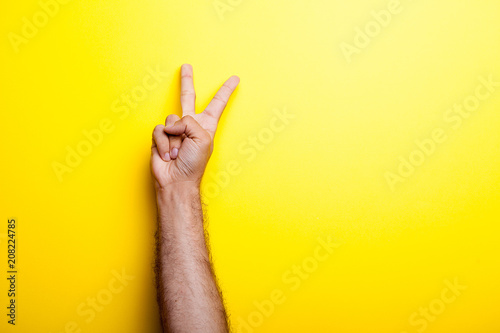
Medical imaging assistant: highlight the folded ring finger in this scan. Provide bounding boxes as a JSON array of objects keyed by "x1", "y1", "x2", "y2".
[{"x1": 165, "y1": 114, "x2": 182, "y2": 159}]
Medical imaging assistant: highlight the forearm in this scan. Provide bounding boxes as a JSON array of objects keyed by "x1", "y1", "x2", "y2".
[{"x1": 156, "y1": 184, "x2": 228, "y2": 333}]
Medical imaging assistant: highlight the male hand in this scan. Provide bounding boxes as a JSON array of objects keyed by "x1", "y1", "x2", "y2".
[{"x1": 151, "y1": 64, "x2": 239, "y2": 189}]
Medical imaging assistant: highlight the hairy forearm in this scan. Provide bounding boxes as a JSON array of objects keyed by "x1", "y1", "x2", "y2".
[{"x1": 155, "y1": 184, "x2": 228, "y2": 333}]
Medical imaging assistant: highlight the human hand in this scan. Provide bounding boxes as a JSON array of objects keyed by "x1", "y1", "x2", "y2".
[{"x1": 151, "y1": 64, "x2": 239, "y2": 189}]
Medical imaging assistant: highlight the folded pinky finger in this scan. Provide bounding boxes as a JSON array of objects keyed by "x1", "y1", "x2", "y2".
[{"x1": 153, "y1": 124, "x2": 171, "y2": 162}]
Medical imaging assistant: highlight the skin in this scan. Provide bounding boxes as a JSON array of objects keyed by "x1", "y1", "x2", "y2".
[{"x1": 151, "y1": 64, "x2": 239, "y2": 333}]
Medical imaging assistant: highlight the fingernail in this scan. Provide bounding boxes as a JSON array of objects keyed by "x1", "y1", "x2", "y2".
[
  {"x1": 171, "y1": 148, "x2": 179, "y2": 159},
  {"x1": 164, "y1": 152, "x2": 171, "y2": 161}
]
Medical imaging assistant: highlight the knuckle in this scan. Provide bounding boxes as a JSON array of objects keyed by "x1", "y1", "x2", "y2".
[
  {"x1": 180, "y1": 90, "x2": 195, "y2": 97},
  {"x1": 201, "y1": 131, "x2": 211, "y2": 142},
  {"x1": 153, "y1": 124, "x2": 164, "y2": 133},
  {"x1": 182, "y1": 115, "x2": 194, "y2": 122},
  {"x1": 166, "y1": 114, "x2": 179, "y2": 123},
  {"x1": 213, "y1": 94, "x2": 227, "y2": 105}
]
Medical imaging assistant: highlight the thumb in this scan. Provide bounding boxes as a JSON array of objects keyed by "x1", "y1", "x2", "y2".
[{"x1": 164, "y1": 115, "x2": 208, "y2": 141}]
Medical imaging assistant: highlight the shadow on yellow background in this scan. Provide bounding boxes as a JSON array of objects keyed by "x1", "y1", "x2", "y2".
[{"x1": 1, "y1": 0, "x2": 499, "y2": 332}]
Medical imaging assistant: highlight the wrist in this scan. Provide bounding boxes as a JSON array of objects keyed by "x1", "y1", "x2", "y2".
[
  {"x1": 156, "y1": 181, "x2": 201, "y2": 210},
  {"x1": 155, "y1": 181, "x2": 200, "y2": 198},
  {"x1": 155, "y1": 182, "x2": 204, "y2": 234}
]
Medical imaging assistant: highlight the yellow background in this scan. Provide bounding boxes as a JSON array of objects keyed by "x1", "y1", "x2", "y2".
[{"x1": 1, "y1": 0, "x2": 499, "y2": 332}]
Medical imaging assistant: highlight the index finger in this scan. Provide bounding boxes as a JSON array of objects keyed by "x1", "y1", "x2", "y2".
[
  {"x1": 203, "y1": 75, "x2": 240, "y2": 121},
  {"x1": 180, "y1": 64, "x2": 196, "y2": 117}
]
